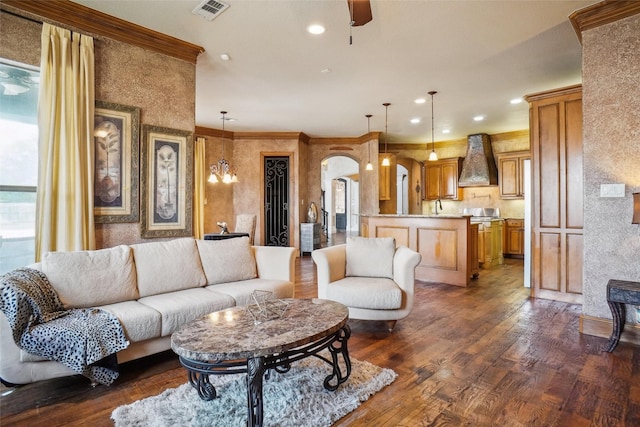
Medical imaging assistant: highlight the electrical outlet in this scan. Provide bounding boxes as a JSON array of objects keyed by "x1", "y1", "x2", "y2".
[{"x1": 600, "y1": 183, "x2": 625, "y2": 198}]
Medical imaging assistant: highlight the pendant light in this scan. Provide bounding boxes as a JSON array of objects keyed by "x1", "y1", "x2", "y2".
[
  {"x1": 428, "y1": 91, "x2": 438, "y2": 161},
  {"x1": 208, "y1": 111, "x2": 239, "y2": 184},
  {"x1": 381, "y1": 102, "x2": 391, "y2": 167},
  {"x1": 365, "y1": 114, "x2": 373, "y2": 171}
]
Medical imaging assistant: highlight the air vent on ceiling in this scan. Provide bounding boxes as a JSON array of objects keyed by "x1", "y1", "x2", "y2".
[{"x1": 192, "y1": 0, "x2": 230, "y2": 21}]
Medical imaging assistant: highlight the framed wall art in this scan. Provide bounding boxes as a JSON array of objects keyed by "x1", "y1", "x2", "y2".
[
  {"x1": 93, "y1": 101, "x2": 140, "y2": 223},
  {"x1": 140, "y1": 124, "x2": 193, "y2": 238}
]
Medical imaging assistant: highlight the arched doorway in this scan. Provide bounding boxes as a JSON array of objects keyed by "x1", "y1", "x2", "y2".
[{"x1": 321, "y1": 156, "x2": 359, "y2": 242}]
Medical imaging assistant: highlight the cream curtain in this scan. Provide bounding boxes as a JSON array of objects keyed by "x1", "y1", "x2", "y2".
[
  {"x1": 35, "y1": 23, "x2": 95, "y2": 261},
  {"x1": 193, "y1": 137, "x2": 206, "y2": 239}
]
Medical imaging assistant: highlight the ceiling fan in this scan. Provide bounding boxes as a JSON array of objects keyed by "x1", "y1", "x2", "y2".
[
  {"x1": 347, "y1": 0, "x2": 372, "y2": 44},
  {"x1": 348, "y1": 0, "x2": 372, "y2": 27}
]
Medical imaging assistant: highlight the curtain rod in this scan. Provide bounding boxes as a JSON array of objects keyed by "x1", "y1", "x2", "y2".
[{"x1": 1, "y1": 8, "x2": 43, "y2": 26}]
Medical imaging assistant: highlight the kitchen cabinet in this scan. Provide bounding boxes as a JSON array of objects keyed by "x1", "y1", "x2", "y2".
[
  {"x1": 497, "y1": 151, "x2": 530, "y2": 199},
  {"x1": 525, "y1": 84, "x2": 583, "y2": 304},
  {"x1": 504, "y1": 218, "x2": 524, "y2": 257},
  {"x1": 477, "y1": 220, "x2": 504, "y2": 269},
  {"x1": 423, "y1": 157, "x2": 463, "y2": 201}
]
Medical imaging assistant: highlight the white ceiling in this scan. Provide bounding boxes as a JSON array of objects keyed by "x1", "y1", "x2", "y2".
[{"x1": 72, "y1": 0, "x2": 595, "y2": 144}]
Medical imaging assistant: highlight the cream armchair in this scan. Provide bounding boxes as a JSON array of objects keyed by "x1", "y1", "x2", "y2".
[{"x1": 312, "y1": 237, "x2": 421, "y2": 332}]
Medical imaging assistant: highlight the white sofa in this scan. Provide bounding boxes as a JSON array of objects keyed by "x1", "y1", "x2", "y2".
[
  {"x1": 0, "y1": 237, "x2": 296, "y2": 385},
  {"x1": 312, "y1": 237, "x2": 421, "y2": 332}
]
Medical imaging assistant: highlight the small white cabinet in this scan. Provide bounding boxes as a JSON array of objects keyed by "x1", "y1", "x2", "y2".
[{"x1": 300, "y1": 223, "x2": 321, "y2": 255}]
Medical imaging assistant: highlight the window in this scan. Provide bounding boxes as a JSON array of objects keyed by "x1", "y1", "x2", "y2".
[{"x1": 0, "y1": 59, "x2": 39, "y2": 274}]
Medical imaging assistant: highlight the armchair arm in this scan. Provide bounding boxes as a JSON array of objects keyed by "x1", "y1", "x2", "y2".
[
  {"x1": 252, "y1": 246, "x2": 296, "y2": 282},
  {"x1": 311, "y1": 244, "x2": 347, "y2": 299},
  {"x1": 393, "y1": 246, "x2": 422, "y2": 295}
]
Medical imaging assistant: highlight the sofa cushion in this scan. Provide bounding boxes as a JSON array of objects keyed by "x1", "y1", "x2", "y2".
[
  {"x1": 98, "y1": 301, "x2": 162, "y2": 343},
  {"x1": 345, "y1": 237, "x2": 395, "y2": 279},
  {"x1": 205, "y1": 278, "x2": 293, "y2": 306},
  {"x1": 325, "y1": 277, "x2": 402, "y2": 310},
  {"x1": 138, "y1": 288, "x2": 235, "y2": 336},
  {"x1": 196, "y1": 237, "x2": 257, "y2": 285},
  {"x1": 131, "y1": 238, "x2": 207, "y2": 297},
  {"x1": 42, "y1": 245, "x2": 138, "y2": 309}
]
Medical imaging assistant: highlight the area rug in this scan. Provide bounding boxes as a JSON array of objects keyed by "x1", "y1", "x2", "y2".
[{"x1": 111, "y1": 356, "x2": 397, "y2": 427}]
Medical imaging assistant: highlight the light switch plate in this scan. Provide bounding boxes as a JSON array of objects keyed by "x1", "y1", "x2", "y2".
[{"x1": 600, "y1": 183, "x2": 625, "y2": 198}]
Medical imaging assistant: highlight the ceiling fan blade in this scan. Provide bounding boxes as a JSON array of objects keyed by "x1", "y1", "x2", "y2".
[{"x1": 348, "y1": 0, "x2": 372, "y2": 27}]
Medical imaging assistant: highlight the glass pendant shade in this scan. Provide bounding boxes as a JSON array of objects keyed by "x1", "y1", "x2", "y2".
[
  {"x1": 381, "y1": 157, "x2": 390, "y2": 166},
  {"x1": 365, "y1": 162, "x2": 373, "y2": 171},
  {"x1": 428, "y1": 150, "x2": 438, "y2": 161}
]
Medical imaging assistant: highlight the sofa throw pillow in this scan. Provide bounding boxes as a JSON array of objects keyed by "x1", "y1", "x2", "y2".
[
  {"x1": 131, "y1": 238, "x2": 207, "y2": 297},
  {"x1": 345, "y1": 237, "x2": 395, "y2": 279},
  {"x1": 196, "y1": 237, "x2": 257, "y2": 285},
  {"x1": 42, "y1": 245, "x2": 138, "y2": 309}
]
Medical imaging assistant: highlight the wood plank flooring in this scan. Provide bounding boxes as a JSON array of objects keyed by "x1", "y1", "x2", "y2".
[{"x1": 2, "y1": 245, "x2": 639, "y2": 426}]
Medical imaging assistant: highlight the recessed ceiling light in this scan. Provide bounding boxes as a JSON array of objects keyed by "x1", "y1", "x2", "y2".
[
  {"x1": 320, "y1": 68, "x2": 332, "y2": 73},
  {"x1": 510, "y1": 98, "x2": 523, "y2": 104},
  {"x1": 442, "y1": 129, "x2": 451, "y2": 134},
  {"x1": 414, "y1": 98, "x2": 426, "y2": 104},
  {"x1": 220, "y1": 53, "x2": 230, "y2": 61},
  {"x1": 307, "y1": 24, "x2": 325, "y2": 35},
  {"x1": 410, "y1": 118, "x2": 421, "y2": 124},
  {"x1": 473, "y1": 115, "x2": 485, "y2": 121}
]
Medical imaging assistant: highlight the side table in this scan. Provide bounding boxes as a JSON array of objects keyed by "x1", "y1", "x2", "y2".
[
  {"x1": 604, "y1": 279, "x2": 640, "y2": 352},
  {"x1": 204, "y1": 232, "x2": 250, "y2": 241}
]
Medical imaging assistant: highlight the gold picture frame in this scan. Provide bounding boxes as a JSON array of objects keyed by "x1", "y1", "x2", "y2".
[
  {"x1": 93, "y1": 101, "x2": 140, "y2": 223},
  {"x1": 140, "y1": 124, "x2": 193, "y2": 238}
]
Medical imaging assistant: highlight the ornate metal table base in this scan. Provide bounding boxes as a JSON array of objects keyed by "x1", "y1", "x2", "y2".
[
  {"x1": 604, "y1": 279, "x2": 640, "y2": 353},
  {"x1": 179, "y1": 325, "x2": 351, "y2": 427}
]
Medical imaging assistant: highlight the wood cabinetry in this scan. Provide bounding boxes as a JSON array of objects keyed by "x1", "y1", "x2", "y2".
[
  {"x1": 525, "y1": 85, "x2": 583, "y2": 304},
  {"x1": 503, "y1": 218, "x2": 524, "y2": 257},
  {"x1": 477, "y1": 220, "x2": 504, "y2": 269},
  {"x1": 360, "y1": 215, "x2": 479, "y2": 287},
  {"x1": 423, "y1": 158, "x2": 463, "y2": 201},
  {"x1": 497, "y1": 151, "x2": 530, "y2": 199}
]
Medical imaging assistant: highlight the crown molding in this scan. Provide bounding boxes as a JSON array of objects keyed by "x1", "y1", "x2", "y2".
[
  {"x1": 0, "y1": 0, "x2": 204, "y2": 63},
  {"x1": 524, "y1": 84, "x2": 582, "y2": 102},
  {"x1": 569, "y1": 0, "x2": 640, "y2": 44}
]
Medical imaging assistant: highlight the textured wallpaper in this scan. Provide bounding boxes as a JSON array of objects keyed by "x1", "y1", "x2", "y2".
[{"x1": 582, "y1": 13, "x2": 640, "y2": 321}]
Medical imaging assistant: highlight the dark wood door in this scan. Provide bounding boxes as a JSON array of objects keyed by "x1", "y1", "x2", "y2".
[{"x1": 264, "y1": 156, "x2": 290, "y2": 246}]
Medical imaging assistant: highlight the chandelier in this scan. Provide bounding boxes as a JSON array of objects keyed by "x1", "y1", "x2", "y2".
[{"x1": 208, "y1": 111, "x2": 238, "y2": 184}]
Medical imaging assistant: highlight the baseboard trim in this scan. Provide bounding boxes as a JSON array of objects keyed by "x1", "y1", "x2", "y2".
[{"x1": 580, "y1": 314, "x2": 640, "y2": 346}]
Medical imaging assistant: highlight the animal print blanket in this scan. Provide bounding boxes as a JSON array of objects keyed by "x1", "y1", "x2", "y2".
[{"x1": 0, "y1": 268, "x2": 129, "y2": 385}]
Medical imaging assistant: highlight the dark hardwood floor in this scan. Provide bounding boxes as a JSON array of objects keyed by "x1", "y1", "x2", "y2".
[{"x1": 2, "y1": 236, "x2": 639, "y2": 426}]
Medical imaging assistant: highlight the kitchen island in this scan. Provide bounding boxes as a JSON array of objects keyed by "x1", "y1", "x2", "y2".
[{"x1": 360, "y1": 215, "x2": 479, "y2": 287}]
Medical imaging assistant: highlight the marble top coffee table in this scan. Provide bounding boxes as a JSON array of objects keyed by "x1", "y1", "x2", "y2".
[{"x1": 171, "y1": 298, "x2": 351, "y2": 427}]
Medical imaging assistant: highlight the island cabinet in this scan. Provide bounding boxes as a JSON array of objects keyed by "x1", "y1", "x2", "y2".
[
  {"x1": 360, "y1": 215, "x2": 479, "y2": 287},
  {"x1": 497, "y1": 151, "x2": 530, "y2": 199},
  {"x1": 423, "y1": 158, "x2": 463, "y2": 201}
]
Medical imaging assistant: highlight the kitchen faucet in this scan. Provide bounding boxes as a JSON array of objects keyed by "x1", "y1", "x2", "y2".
[{"x1": 434, "y1": 198, "x2": 443, "y2": 215}]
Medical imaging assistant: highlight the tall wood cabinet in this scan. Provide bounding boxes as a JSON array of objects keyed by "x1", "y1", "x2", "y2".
[
  {"x1": 497, "y1": 151, "x2": 530, "y2": 199},
  {"x1": 525, "y1": 84, "x2": 583, "y2": 304},
  {"x1": 423, "y1": 157, "x2": 463, "y2": 201}
]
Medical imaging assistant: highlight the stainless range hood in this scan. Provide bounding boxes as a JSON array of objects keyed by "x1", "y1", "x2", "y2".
[{"x1": 458, "y1": 133, "x2": 498, "y2": 187}]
